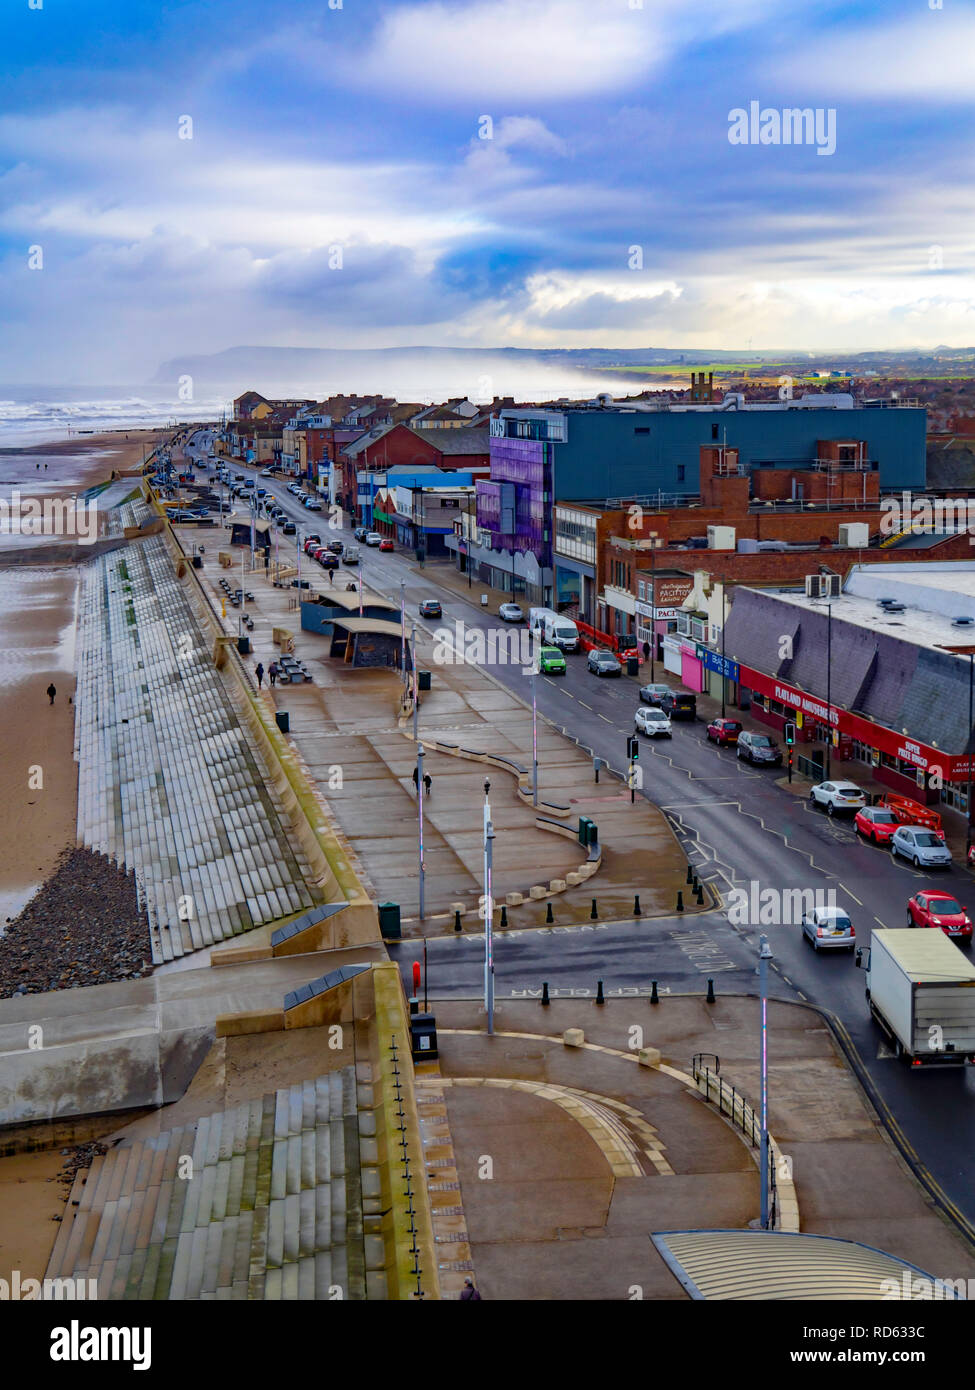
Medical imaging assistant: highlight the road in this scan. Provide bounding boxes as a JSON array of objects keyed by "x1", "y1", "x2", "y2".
[{"x1": 186, "y1": 437, "x2": 975, "y2": 1236}]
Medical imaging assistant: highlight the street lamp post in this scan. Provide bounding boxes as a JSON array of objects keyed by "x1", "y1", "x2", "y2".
[
  {"x1": 417, "y1": 742, "x2": 425, "y2": 922},
  {"x1": 759, "y1": 933, "x2": 773, "y2": 1229},
  {"x1": 412, "y1": 621, "x2": 419, "y2": 743},
  {"x1": 825, "y1": 602, "x2": 833, "y2": 781},
  {"x1": 720, "y1": 583, "x2": 728, "y2": 719},
  {"x1": 532, "y1": 662, "x2": 539, "y2": 808},
  {"x1": 650, "y1": 536, "x2": 657, "y2": 684},
  {"x1": 968, "y1": 654, "x2": 974, "y2": 855},
  {"x1": 483, "y1": 779, "x2": 495, "y2": 1036},
  {"x1": 401, "y1": 579, "x2": 407, "y2": 681},
  {"x1": 358, "y1": 556, "x2": 363, "y2": 617}
]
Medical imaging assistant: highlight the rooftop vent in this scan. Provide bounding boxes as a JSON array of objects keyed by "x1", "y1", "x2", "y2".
[
  {"x1": 883, "y1": 603, "x2": 906, "y2": 613},
  {"x1": 952, "y1": 616, "x2": 975, "y2": 627}
]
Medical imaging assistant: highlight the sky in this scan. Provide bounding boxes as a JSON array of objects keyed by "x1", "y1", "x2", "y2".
[{"x1": 2, "y1": 0, "x2": 975, "y2": 384}]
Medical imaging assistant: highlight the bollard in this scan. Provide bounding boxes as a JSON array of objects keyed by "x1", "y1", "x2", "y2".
[
  {"x1": 695, "y1": 883, "x2": 705, "y2": 905},
  {"x1": 692, "y1": 875, "x2": 700, "y2": 893},
  {"x1": 676, "y1": 890, "x2": 684, "y2": 912},
  {"x1": 454, "y1": 910, "x2": 462, "y2": 933},
  {"x1": 596, "y1": 979, "x2": 605, "y2": 1005},
  {"x1": 590, "y1": 898, "x2": 598, "y2": 921},
  {"x1": 541, "y1": 981, "x2": 550, "y2": 1006},
  {"x1": 650, "y1": 979, "x2": 659, "y2": 1005},
  {"x1": 633, "y1": 894, "x2": 642, "y2": 916},
  {"x1": 500, "y1": 905, "x2": 508, "y2": 928},
  {"x1": 686, "y1": 865, "x2": 694, "y2": 885},
  {"x1": 706, "y1": 977, "x2": 715, "y2": 1004},
  {"x1": 545, "y1": 902, "x2": 554, "y2": 924}
]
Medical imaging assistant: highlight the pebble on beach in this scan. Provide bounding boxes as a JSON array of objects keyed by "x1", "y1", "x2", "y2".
[{"x1": 0, "y1": 847, "x2": 152, "y2": 999}]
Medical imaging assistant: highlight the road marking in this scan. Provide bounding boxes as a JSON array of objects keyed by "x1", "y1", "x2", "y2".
[
  {"x1": 597, "y1": 712, "x2": 612, "y2": 722},
  {"x1": 578, "y1": 700, "x2": 592, "y2": 710},
  {"x1": 874, "y1": 916, "x2": 888, "y2": 929},
  {"x1": 840, "y1": 885, "x2": 864, "y2": 906}
]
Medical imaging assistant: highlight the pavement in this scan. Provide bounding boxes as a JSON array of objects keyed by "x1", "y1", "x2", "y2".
[
  {"x1": 174, "y1": 519, "x2": 695, "y2": 935},
  {"x1": 414, "y1": 998, "x2": 975, "y2": 1299}
]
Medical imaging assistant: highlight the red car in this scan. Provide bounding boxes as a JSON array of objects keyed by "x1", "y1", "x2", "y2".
[
  {"x1": 379, "y1": 538, "x2": 394, "y2": 552},
  {"x1": 854, "y1": 805, "x2": 901, "y2": 845},
  {"x1": 307, "y1": 545, "x2": 325, "y2": 561},
  {"x1": 706, "y1": 718, "x2": 743, "y2": 746},
  {"x1": 907, "y1": 891, "x2": 973, "y2": 944}
]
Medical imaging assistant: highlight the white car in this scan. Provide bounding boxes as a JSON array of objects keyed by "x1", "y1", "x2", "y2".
[
  {"x1": 498, "y1": 603, "x2": 524, "y2": 622},
  {"x1": 260, "y1": 468, "x2": 274, "y2": 477},
  {"x1": 801, "y1": 904, "x2": 856, "y2": 953},
  {"x1": 809, "y1": 780, "x2": 866, "y2": 816},
  {"x1": 365, "y1": 532, "x2": 383, "y2": 546},
  {"x1": 891, "y1": 826, "x2": 953, "y2": 869},
  {"x1": 304, "y1": 498, "x2": 323, "y2": 510},
  {"x1": 634, "y1": 706, "x2": 672, "y2": 738}
]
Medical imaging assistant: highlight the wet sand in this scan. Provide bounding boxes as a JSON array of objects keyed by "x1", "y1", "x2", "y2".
[
  {"x1": 0, "y1": 430, "x2": 164, "y2": 925},
  {"x1": 0, "y1": 1148, "x2": 65, "y2": 1280}
]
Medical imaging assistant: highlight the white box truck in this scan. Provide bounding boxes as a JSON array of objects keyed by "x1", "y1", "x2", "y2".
[
  {"x1": 528, "y1": 607, "x2": 579, "y2": 652},
  {"x1": 858, "y1": 929, "x2": 975, "y2": 1067}
]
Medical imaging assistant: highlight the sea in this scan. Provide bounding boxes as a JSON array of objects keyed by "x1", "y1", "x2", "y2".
[{"x1": 0, "y1": 386, "x2": 234, "y2": 449}]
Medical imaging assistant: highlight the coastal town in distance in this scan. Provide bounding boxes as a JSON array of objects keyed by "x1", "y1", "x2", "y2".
[{"x1": 5, "y1": 0, "x2": 975, "y2": 1364}]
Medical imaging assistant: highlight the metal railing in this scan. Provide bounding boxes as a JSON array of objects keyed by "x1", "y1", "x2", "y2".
[
  {"x1": 796, "y1": 754, "x2": 824, "y2": 783},
  {"x1": 692, "y1": 1054, "x2": 777, "y2": 1228}
]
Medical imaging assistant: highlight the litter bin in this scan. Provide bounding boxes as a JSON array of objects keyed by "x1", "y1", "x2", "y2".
[
  {"x1": 378, "y1": 902, "x2": 401, "y2": 940},
  {"x1": 237, "y1": 635, "x2": 251, "y2": 655},
  {"x1": 578, "y1": 815, "x2": 594, "y2": 846},
  {"x1": 626, "y1": 656, "x2": 639, "y2": 676},
  {"x1": 418, "y1": 670, "x2": 432, "y2": 692},
  {"x1": 410, "y1": 1012, "x2": 438, "y2": 1060},
  {"x1": 275, "y1": 711, "x2": 290, "y2": 734},
  {"x1": 192, "y1": 554, "x2": 203, "y2": 569}
]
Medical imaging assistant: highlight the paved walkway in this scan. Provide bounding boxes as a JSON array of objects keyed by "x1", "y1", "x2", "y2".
[
  {"x1": 417, "y1": 998, "x2": 975, "y2": 1299},
  {"x1": 175, "y1": 524, "x2": 694, "y2": 934}
]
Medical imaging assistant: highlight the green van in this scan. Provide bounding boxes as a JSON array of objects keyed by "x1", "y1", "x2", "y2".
[{"x1": 538, "y1": 646, "x2": 567, "y2": 675}]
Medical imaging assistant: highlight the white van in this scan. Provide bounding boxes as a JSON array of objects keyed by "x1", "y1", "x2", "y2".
[{"x1": 528, "y1": 607, "x2": 579, "y2": 652}]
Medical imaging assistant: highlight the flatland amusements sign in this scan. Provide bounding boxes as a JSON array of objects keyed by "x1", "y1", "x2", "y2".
[{"x1": 739, "y1": 663, "x2": 971, "y2": 781}]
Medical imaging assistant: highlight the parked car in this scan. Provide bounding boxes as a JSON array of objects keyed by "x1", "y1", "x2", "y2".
[
  {"x1": 282, "y1": 522, "x2": 297, "y2": 535},
  {"x1": 635, "y1": 706, "x2": 672, "y2": 737},
  {"x1": 303, "y1": 535, "x2": 322, "y2": 552},
  {"x1": 304, "y1": 498, "x2": 323, "y2": 511},
  {"x1": 498, "y1": 603, "x2": 524, "y2": 622},
  {"x1": 325, "y1": 539, "x2": 344, "y2": 554},
  {"x1": 907, "y1": 891, "x2": 972, "y2": 944},
  {"x1": 706, "y1": 717, "x2": 743, "y2": 746},
  {"x1": 343, "y1": 546, "x2": 360, "y2": 564},
  {"x1": 308, "y1": 545, "x2": 325, "y2": 561},
  {"x1": 639, "y1": 683, "x2": 671, "y2": 706},
  {"x1": 234, "y1": 474, "x2": 245, "y2": 483},
  {"x1": 854, "y1": 805, "x2": 901, "y2": 845},
  {"x1": 319, "y1": 552, "x2": 338, "y2": 569},
  {"x1": 354, "y1": 526, "x2": 369, "y2": 541},
  {"x1": 801, "y1": 904, "x2": 856, "y2": 953},
  {"x1": 538, "y1": 646, "x2": 566, "y2": 675},
  {"x1": 891, "y1": 826, "x2": 952, "y2": 869},
  {"x1": 379, "y1": 538, "x2": 394, "y2": 551},
  {"x1": 736, "y1": 731, "x2": 782, "y2": 766},
  {"x1": 419, "y1": 599, "x2": 442, "y2": 619},
  {"x1": 365, "y1": 532, "x2": 383, "y2": 546},
  {"x1": 587, "y1": 649, "x2": 622, "y2": 678},
  {"x1": 810, "y1": 780, "x2": 866, "y2": 816},
  {"x1": 260, "y1": 468, "x2": 274, "y2": 477}
]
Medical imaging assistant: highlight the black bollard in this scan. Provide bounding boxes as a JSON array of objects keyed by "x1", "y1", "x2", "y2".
[
  {"x1": 633, "y1": 894, "x2": 642, "y2": 916},
  {"x1": 500, "y1": 905, "x2": 508, "y2": 928},
  {"x1": 706, "y1": 977, "x2": 716, "y2": 1004},
  {"x1": 454, "y1": 909, "x2": 462, "y2": 932},
  {"x1": 695, "y1": 884, "x2": 705, "y2": 905},
  {"x1": 692, "y1": 875, "x2": 700, "y2": 893},
  {"x1": 541, "y1": 980, "x2": 550, "y2": 1006},
  {"x1": 650, "y1": 979, "x2": 659, "y2": 1005},
  {"x1": 596, "y1": 979, "x2": 605, "y2": 1005},
  {"x1": 590, "y1": 898, "x2": 598, "y2": 921},
  {"x1": 545, "y1": 902, "x2": 554, "y2": 924},
  {"x1": 676, "y1": 890, "x2": 684, "y2": 912},
  {"x1": 686, "y1": 865, "x2": 694, "y2": 885}
]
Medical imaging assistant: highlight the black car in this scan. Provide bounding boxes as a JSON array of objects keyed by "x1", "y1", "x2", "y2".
[
  {"x1": 282, "y1": 522, "x2": 297, "y2": 536},
  {"x1": 419, "y1": 599, "x2": 442, "y2": 619}
]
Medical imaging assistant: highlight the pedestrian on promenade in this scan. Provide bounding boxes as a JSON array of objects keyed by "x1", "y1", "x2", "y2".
[
  {"x1": 255, "y1": 662, "x2": 265, "y2": 688},
  {"x1": 412, "y1": 766, "x2": 419, "y2": 791},
  {"x1": 46, "y1": 683, "x2": 57, "y2": 705},
  {"x1": 269, "y1": 661, "x2": 278, "y2": 687},
  {"x1": 642, "y1": 640, "x2": 651, "y2": 664},
  {"x1": 460, "y1": 1279, "x2": 481, "y2": 1300},
  {"x1": 423, "y1": 773, "x2": 432, "y2": 797}
]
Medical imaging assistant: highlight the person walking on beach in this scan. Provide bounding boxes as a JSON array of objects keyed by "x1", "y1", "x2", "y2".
[
  {"x1": 255, "y1": 662, "x2": 265, "y2": 688},
  {"x1": 269, "y1": 661, "x2": 278, "y2": 687},
  {"x1": 46, "y1": 683, "x2": 57, "y2": 705}
]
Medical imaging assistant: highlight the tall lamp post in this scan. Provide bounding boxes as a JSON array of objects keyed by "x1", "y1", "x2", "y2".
[
  {"x1": 967, "y1": 653, "x2": 974, "y2": 855},
  {"x1": 483, "y1": 779, "x2": 495, "y2": 1036},
  {"x1": 412, "y1": 621, "x2": 419, "y2": 743},
  {"x1": 825, "y1": 602, "x2": 833, "y2": 782},
  {"x1": 758, "y1": 933, "x2": 773, "y2": 1229},
  {"x1": 531, "y1": 659, "x2": 539, "y2": 808},
  {"x1": 401, "y1": 579, "x2": 407, "y2": 682},
  {"x1": 417, "y1": 742, "x2": 425, "y2": 922},
  {"x1": 720, "y1": 582, "x2": 728, "y2": 719}
]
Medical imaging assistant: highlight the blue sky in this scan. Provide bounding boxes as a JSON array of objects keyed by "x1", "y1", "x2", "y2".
[{"x1": 2, "y1": 0, "x2": 974, "y2": 383}]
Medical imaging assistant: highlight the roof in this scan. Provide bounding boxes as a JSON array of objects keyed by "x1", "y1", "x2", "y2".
[
  {"x1": 340, "y1": 425, "x2": 393, "y2": 459},
  {"x1": 330, "y1": 617, "x2": 403, "y2": 637},
  {"x1": 652, "y1": 1229, "x2": 962, "y2": 1300},
  {"x1": 306, "y1": 590, "x2": 398, "y2": 614},
  {"x1": 872, "y1": 929, "x2": 975, "y2": 983},
  {"x1": 406, "y1": 426, "x2": 490, "y2": 455}
]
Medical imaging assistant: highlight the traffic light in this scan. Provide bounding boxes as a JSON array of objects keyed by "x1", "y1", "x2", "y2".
[
  {"x1": 627, "y1": 735, "x2": 640, "y2": 761},
  {"x1": 784, "y1": 721, "x2": 796, "y2": 746}
]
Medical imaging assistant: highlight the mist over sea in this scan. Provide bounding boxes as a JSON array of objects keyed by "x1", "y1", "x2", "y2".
[{"x1": 0, "y1": 387, "x2": 235, "y2": 448}]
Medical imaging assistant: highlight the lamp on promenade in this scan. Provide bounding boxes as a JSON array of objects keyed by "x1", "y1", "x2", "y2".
[
  {"x1": 758, "y1": 933, "x2": 773, "y2": 1229},
  {"x1": 483, "y1": 779, "x2": 495, "y2": 1036},
  {"x1": 968, "y1": 654, "x2": 974, "y2": 856},
  {"x1": 417, "y1": 742, "x2": 425, "y2": 922}
]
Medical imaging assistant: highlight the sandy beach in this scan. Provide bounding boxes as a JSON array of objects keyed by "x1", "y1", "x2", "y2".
[{"x1": 0, "y1": 430, "x2": 165, "y2": 926}]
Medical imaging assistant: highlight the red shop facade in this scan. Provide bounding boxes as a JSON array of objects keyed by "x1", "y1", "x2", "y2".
[{"x1": 738, "y1": 663, "x2": 971, "y2": 805}]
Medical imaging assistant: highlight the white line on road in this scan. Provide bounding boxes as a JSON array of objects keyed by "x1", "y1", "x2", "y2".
[
  {"x1": 840, "y1": 885, "x2": 864, "y2": 906},
  {"x1": 578, "y1": 701, "x2": 592, "y2": 710}
]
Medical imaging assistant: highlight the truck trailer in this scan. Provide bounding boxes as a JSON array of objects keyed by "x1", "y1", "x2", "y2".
[{"x1": 858, "y1": 929, "x2": 975, "y2": 1067}]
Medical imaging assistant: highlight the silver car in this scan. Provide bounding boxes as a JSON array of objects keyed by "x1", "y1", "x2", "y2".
[
  {"x1": 635, "y1": 706, "x2": 672, "y2": 738},
  {"x1": 801, "y1": 904, "x2": 856, "y2": 952},
  {"x1": 891, "y1": 826, "x2": 952, "y2": 869},
  {"x1": 499, "y1": 603, "x2": 524, "y2": 622}
]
